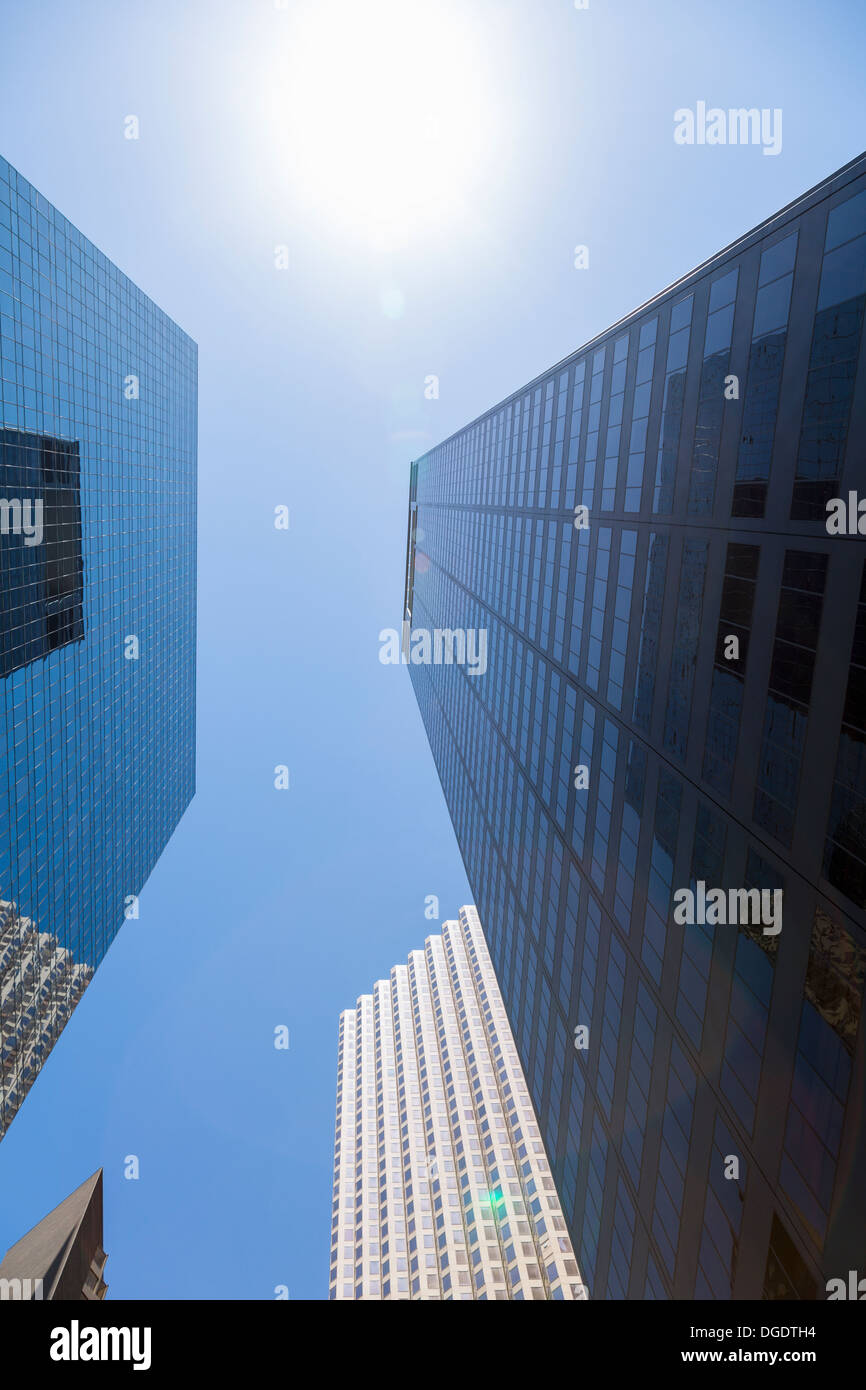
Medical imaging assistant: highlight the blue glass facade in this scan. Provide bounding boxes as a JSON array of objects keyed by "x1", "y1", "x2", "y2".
[
  {"x1": 0, "y1": 157, "x2": 196, "y2": 1137},
  {"x1": 405, "y1": 155, "x2": 866, "y2": 1297}
]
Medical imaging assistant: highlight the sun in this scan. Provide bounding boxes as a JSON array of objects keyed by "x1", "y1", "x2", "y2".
[{"x1": 269, "y1": 0, "x2": 491, "y2": 247}]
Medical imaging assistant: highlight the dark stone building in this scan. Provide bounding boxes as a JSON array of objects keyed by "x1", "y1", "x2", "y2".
[{"x1": 0, "y1": 1169, "x2": 107, "y2": 1299}]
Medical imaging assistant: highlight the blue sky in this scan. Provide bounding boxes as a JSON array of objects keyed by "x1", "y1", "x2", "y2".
[{"x1": 0, "y1": 0, "x2": 864, "y2": 1300}]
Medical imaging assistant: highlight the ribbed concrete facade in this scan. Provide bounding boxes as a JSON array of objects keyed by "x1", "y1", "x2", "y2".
[
  {"x1": 0, "y1": 900, "x2": 92, "y2": 1138},
  {"x1": 330, "y1": 906, "x2": 586, "y2": 1300}
]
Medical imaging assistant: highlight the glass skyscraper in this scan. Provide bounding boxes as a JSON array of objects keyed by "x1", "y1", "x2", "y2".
[
  {"x1": 404, "y1": 154, "x2": 866, "y2": 1298},
  {"x1": 330, "y1": 907, "x2": 586, "y2": 1299},
  {"x1": 0, "y1": 156, "x2": 196, "y2": 1137}
]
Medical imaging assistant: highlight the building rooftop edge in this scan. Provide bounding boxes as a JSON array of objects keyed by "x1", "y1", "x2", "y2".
[
  {"x1": 409, "y1": 149, "x2": 866, "y2": 468},
  {"x1": 0, "y1": 152, "x2": 198, "y2": 351}
]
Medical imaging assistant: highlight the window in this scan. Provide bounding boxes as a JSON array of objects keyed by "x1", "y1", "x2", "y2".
[
  {"x1": 623, "y1": 983, "x2": 656, "y2": 1187},
  {"x1": 624, "y1": 318, "x2": 658, "y2": 510},
  {"x1": 695, "y1": 1115, "x2": 747, "y2": 1299},
  {"x1": 615, "y1": 740, "x2": 647, "y2": 931},
  {"x1": 702, "y1": 544, "x2": 760, "y2": 797},
  {"x1": 823, "y1": 560, "x2": 866, "y2": 906},
  {"x1": 689, "y1": 268, "x2": 739, "y2": 514},
  {"x1": 633, "y1": 534, "x2": 669, "y2": 732},
  {"x1": 643, "y1": 771, "x2": 682, "y2": 984},
  {"x1": 720, "y1": 852, "x2": 782, "y2": 1133},
  {"x1": 794, "y1": 189, "x2": 866, "y2": 519},
  {"x1": 606, "y1": 1179, "x2": 636, "y2": 1299},
  {"x1": 780, "y1": 906, "x2": 865, "y2": 1245},
  {"x1": 762, "y1": 1214, "x2": 818, "y2": 1300},
  {"x1": 753, "y1": 551, "x2": 828, "y2": 846},
  {"x1": 607, "y1": 530, "x2": 637, "y2": 710},
  {"x1": 600, "y1": 334, "x2": 628, "y2": 509},
  {"x1": 586, "y1": 529, "x2": 612, "y2": 691},
  {"x1": 0, "y1": 429, "x2": 84, "y2": 677},
  {"x1": 653, "y1": 296, "x2": 693, "y2": 513},
  {"x1": 664, "y1": 540, "x2": 709, "y2": 761},
  {"x1": 734, "y1": 231, "x2": 797, "y2": 516},
  {"x1": 676, "y1": 802, "x2": 727, "y2": 1049},
  {"x1": 581, "y1": 349, "x2": 606, "y2": 510},
  {"x1": 652, "y1": 1040, "x2": 696, "y2": 1278}
]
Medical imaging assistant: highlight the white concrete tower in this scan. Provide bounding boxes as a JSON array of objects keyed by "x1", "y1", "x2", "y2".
[{"x1": 330, "y1": 906, "x2": 587, "y2": 1300}]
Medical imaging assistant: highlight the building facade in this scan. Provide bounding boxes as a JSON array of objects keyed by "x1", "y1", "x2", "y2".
[
  {"x1": 330, "y1": 906, "x2": 587, "y2": 1299},
  {"x1": 0, "y1": 156, "x2": 197, "y2": 1138},
  {"x1": 404, "y1": 155, "x2": 866, "y2": 1298}
]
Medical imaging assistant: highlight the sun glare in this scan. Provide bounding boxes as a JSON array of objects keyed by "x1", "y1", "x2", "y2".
[{"x1": 272, "y1": 0, "x2": 491, "y2": 246}]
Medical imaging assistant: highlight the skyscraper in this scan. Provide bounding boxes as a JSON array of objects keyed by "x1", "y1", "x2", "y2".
[
  {"x1": 403, "y1": 155, "x2": 866, "y2": 1298},
  {"x1": 0, "y1": 1168, "x2": 107, "y2": 1300},
  {"x1": 330, "y1": 906, "x2": 586, "y2": 1299},
  {"x1": 0, "y1": 156, "x2": 197, "y2": 1138}
]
